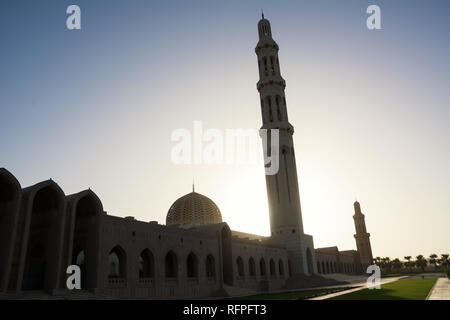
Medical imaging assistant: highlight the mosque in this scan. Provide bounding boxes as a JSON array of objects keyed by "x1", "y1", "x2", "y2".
[{"x1": 0, "y1": 15, "x2": 373, "y2": 299}]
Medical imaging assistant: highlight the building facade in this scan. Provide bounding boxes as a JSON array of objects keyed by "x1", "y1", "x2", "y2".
[{"x1": 0, "y1": 15, "x2": 373, "y2": 299}]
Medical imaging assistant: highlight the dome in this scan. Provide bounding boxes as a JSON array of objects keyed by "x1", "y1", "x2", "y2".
[{"x1": 166, "y1": 189, "x2": 222, "y2": 227}]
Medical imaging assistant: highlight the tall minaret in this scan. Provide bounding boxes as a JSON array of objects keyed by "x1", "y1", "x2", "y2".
[
  {"x1": 353, "y1": 201, "x2": 373, "y2": 261},
  {"x1": 256, "y1": 15, "x2": 304, "y2": 237}
]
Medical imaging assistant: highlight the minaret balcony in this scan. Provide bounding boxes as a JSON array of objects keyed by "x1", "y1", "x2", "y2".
[
  {"x1": 257, "y1": 79, "x2": 286, "y2": 91},
  {"x1": 255, "y1": 42, "x2": 279, "y2": 54}
]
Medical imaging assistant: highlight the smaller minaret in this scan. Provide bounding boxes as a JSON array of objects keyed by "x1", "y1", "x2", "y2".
[{"x1": 353, "y1": 201, "x2": 373, "y2": 261}]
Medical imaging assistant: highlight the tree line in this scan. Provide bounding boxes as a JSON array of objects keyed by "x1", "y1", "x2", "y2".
[{"x1": 373, "y1": 253, "x2": 449, "y2": 273}]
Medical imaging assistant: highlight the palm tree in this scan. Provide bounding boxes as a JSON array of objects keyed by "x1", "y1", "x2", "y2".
[
  {"x1": 441, "y1": 254, "x2": 449, "y2": 268},
  {"x1": 404, "y1": 256, "x2": 412, "y2": 271},
  {"x1": 415, "y1": 255, "x2": 427, "y2": 272},
  {"x1": 429, "y1": 254, "x2": 438, "y2": 269},
  {"x1": 373, "y1": 257, "x2": 382, "y2": 268},
  {"x1": 392, "y1": 258, "x2": 402, "y2": 272},
  {"x1": 380, "y1": 257, "x2": 392, "y2": 273}
]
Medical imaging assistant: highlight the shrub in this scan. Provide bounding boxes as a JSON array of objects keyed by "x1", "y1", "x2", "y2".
[{"x1": 445, "y1": 269, "x2": 450, "y2": 279}]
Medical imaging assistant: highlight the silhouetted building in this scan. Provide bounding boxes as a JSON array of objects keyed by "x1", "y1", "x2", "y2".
[{"x1": 0, "y1": 15, "x2": 373, "y2": 299}]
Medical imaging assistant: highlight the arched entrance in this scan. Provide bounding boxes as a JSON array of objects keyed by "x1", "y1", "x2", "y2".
[
  {"x1": 0, "y1": 169, "x2": 20, "y2": 293},
  {"x1": 22, "y1": 184, "x2": 65, "y2": 291},
  {"x1": 68, "y1": 191, "x2": 102, "y2": 290}
]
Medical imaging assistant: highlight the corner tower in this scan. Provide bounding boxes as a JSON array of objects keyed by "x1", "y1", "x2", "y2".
[
  {"x1": 256, "y1": 15, "x2": 316, "y2": 276},
  {"x1": 353, "y1": 201, "x2": 373, "y2": 262}
]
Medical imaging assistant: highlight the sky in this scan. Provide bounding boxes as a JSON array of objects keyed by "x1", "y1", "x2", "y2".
[{"x1": 1, "y1": 0, "x2": 449, "y2": 260}]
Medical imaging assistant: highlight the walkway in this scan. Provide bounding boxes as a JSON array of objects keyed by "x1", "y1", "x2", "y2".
[{"x1": 427, "y1": 277, "x2": 450, "y2": 300}]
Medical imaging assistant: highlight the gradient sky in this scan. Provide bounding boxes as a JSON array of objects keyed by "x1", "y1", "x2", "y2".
[{"x1": 1, "y1": 0, "x2": 449, "y2": 260}]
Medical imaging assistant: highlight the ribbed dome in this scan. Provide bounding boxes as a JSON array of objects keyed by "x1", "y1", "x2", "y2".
[{"x1": 166, "y1": 191, "x2": 222, "y2": 227}]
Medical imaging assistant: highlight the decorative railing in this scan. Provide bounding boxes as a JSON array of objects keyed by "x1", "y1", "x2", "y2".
[
  {"x1": 165, "y1": 277, "x2": 178, "y2": 286},
  {"x1": 187, "y1": 278, "x2": 199, "y2": 285},
  {"x1": 138, "y1": 278, "x2": 154, "y2": 287},
  {"x1": 108, "y1": 277, "x2": 126, "y2": 288}
]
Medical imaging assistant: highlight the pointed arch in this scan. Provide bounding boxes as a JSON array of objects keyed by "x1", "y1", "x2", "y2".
[
  {"x1": 278, "y1": 259, "x2": 284, "y2": 277},
  {"x1": 206, "y1": 254, "x2": 216, "y2": 278},
  {"x1": 21, "y1": 180, "x2": 66, "y2": 291},
  {"x1": 259, "y1": 258, "x2": 266, "y2": 277},
  {"x1": 236, "y1": 256, "x2": 244, "y2": 277},
  {"x1": 66, "y1": 189, "x2": 103, "y2": 290},
  {"x1": 108, "y1": 245, "x2": 126, "y2": 279},
  {"x1": 269, "y1": 259, "x2": 276, "y2": 277},
  {"x1": 139, "y1": 249, "x2": 154, "y2": 278},
  {"x1": 249, "y1": 257, "x2": 256, "y2": 277},
  {"x1": 186, "y1": 252, "x2": 198, "y2": 278},
  {"x1": 0, "y1": 168, "x2": 21, "y2": 292},
  {"x1": 165, "y1": 250, "x2": 178, "y2": 278}
]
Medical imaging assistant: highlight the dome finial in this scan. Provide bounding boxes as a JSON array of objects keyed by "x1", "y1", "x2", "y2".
[
  {"x1": 262, "y1": 9, "x2": 264, "y2": 19},
  {"x1": 192, "y1": 177, "x2": 195, "y2": 192}
]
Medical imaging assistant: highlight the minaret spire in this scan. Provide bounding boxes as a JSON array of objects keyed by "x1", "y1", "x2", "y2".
[
  {"x1": 256, "y1": 15, "x2": 301, "y2": 236},
  {"x1": 255, "y1": 16, "x2": 317, "y2": 276},
  {"x1": 262, "y1": 9, "x2": 264, "y2": 19},
  {"x1": 353, "y1": 201, "x2": 373, "y2": 263}
]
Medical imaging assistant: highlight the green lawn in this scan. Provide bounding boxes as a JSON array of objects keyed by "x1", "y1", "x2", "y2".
[
  {"x1": 329, "y1": 278, "x2": 437, "y2": 300},
  {"x1": 238, "y1": 287, "x2": 353, "y2": 300},
  {"x1": 381, "y1": 273, "x2": 417, "y2": 278}
]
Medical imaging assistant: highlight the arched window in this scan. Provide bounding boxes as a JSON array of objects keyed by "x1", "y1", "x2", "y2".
[
  {"x1": 108, "y1": 246, "x2": 126, "y2": 279},
  {"x1": 334, "y1": 262, "x2": 337, "y2": 273},
  {"x1": 186, "y1": 252, "x2": 198, "y2": 278},
  {"x1": 236, "y1": 256, "x2": 244, "y2": 277},
  {"x1": 259, "y1": 258, "x2": 266, "y2": 276},
  {"x1": 206, "y1": 254, "x2": 215, "y2": 278},
  {"x1": 263, "y1": 57, "x2": 268, "y2": 73},
  {"x1": 266, "y1": 96, "x2": 273, "y2": 122},
  {"x1": 275, "y1": 96, "x2": 282, "y2": 121},
  {"x1": 165, "y1": 250, "x2": 178, "y2": 278},
  {"x1": 326, "y1": 262, "x2": 330, "y2": 274},
  {"x1": 322, "y1": 261, "x2": 325, "y2": 274},
  {"x1": 278, "y1": 259, "x2": 284, "y2": 276},
  {"x1": 139, "y1": 249, "x2": 154, "y2": 278},
  {"x1": 73, "y1": 248, "x2": 85, "y2": 266},
  {"x1": 249, "y1": 257, "x2": 256, "y2": 277},
  {"x1": 317, "y1": 262, "x2": 321, "y2": 274},
  {"x1": 270, "y1": 56, "x2": 275, "y2": 72},
  {"x1": 269, "y1": 259, "x2": 276, "y2": 277}
]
